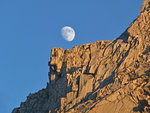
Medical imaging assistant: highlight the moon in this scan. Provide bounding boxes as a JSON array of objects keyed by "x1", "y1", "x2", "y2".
[{"x1": 61, "y1": 26, "x2": 75, "y2": 41}]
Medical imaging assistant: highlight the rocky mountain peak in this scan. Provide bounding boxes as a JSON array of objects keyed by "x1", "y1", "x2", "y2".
[
  {"x1": 13, "y1": 0, "x2": 150, "y2": 113},
  {"x1": 141, "y1": 0, "x2": 150, "y2": 12}
]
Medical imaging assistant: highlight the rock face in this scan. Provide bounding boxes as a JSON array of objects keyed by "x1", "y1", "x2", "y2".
[{"x1": 12, "y1": 0, "x2": 150, "y2": 113}]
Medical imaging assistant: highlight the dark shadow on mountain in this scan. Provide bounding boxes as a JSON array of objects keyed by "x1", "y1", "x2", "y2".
[
  {"x1": 48, "y1": 63, "x2": 82, "y2": 112},
  {"x1": 133, "y1": 99, "x2": 149, "y2": 113},
  {"x1": 49, "y1": 61, "x2": 81, "y2": 84},
  {"x1": 116, "y1": 30, "x2": 130, "y2": 43},
  {"x1": 142, "y1": 45, "x2": 150, "y2": 54},
  {"x1": 48, "y1": 74, "x2": 71, "y2": 113}
]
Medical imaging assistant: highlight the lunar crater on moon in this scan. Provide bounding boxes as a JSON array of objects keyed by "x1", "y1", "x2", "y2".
[{"x1": 61, "y1": 26, "x2": 75, "y2": 41}]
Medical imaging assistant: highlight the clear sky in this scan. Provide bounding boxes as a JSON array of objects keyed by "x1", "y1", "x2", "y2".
[{"x1": 0, "y1": 0, "x2": 143, "y2": 112}]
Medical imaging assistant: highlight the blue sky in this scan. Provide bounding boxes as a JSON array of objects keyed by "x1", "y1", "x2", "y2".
[{"x1": 0, "y1": 0, "x2": 143, "y2": 112}]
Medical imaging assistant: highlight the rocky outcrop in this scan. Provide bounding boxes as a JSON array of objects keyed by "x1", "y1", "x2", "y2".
[{"x1": 12, "y1": 0, "x2": 150, "y2": 113}]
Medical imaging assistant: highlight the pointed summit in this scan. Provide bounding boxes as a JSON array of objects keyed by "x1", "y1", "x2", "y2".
[{"x1": 126, "y1": 0, "x2": 150, "y2": 39}]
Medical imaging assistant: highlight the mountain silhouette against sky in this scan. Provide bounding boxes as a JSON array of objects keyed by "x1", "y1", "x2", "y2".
[{"x1": 13, "y1": 0, "x2": 150, "y2": 112}]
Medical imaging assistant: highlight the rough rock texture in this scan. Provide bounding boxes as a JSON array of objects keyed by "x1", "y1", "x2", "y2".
[{"x1": 13, "y1": 0, "x2": 150, "y2": 113}]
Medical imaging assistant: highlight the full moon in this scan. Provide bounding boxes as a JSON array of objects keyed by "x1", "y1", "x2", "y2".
[{"x1": 61, "y1": 26, "x2": 75, "y2": 41}]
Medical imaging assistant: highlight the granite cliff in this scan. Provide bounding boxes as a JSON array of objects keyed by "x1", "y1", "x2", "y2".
[{"x1": 13, "y1": 0, "x2": 150, "y2": 113}]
